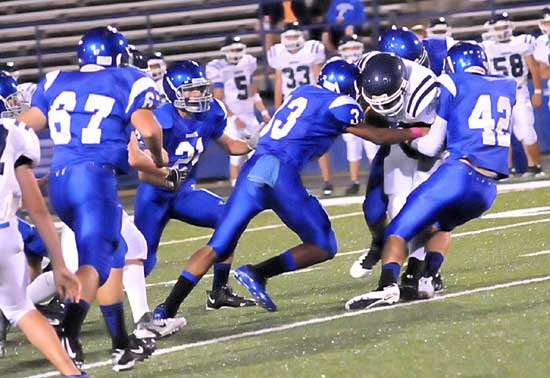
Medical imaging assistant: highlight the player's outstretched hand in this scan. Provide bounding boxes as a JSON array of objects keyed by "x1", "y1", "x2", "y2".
[
  {"x1": 53, "y1": 267, "x2": 81, "y2": 303},
  {"x1": 244, "y1": 122, "x2": 268, "y2": 150}
]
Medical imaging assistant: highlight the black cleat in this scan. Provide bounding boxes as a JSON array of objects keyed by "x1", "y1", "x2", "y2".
[
  {"x1": 322, "y1": 182, "x2": 334, "y2": 196},
  {"x1": 112, "y1": 334, "x2": 156, "y2": 372},
  {"x1": 61, "y1": 335, "x2": 84, "y2": 369},
  {"x1": 399, "y1": 257, "x2": 425, "y2": 300},
  {"x1": 206, "y1": 285, "x2": 257, "y2": 310},
  {"x1": 37, "y1": 296, "x2": 65, "y2": 327},
  {"x1": 345, "y1": 182, "x2": 360, "y2": 195}
]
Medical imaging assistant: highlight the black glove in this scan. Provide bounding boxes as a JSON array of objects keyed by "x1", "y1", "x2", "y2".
[{"x1": 164, "y1": 167, "x2": 188, "y2": 191}]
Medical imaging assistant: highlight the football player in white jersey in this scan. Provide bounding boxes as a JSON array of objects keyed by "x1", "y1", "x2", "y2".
[
  {"x1": 350, "y1": 49, "x2": 444, "y2": 299},
  {"x1": 534, "y1": 8, "x2": 550, "y2": 114},
  {"x1": 267, "y1": 21, "x2": 332, "y2": 194},
  {"x1": 0, "y1": 72, "x2": 83, "y2": 375},
  {"x1": 147, "y1": 51, "x2": 167, "y2": 102},
  {"x1": 335, "y1": 34, "x2": 379, "y2": 195},
  {"x1": 427, "y1": 17, "x2": 451, "y2": 38},
  {"x1": 482, "y1": 13, "x2": 544, "y2": 176},
  {"x1": 206, "y1": 36, "x2": 271, "y2": 186}
]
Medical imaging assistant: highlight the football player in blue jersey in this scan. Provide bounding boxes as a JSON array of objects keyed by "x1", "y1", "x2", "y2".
[
  {"x1": 152, "y1": 60, "x2": 426, "y2": 317},
  {"x1": 352, "y1": 37, "x2": 443, "y2": 299},
  {"x1": 132, "y1": 59, "x2": 257, "y2": 312},
  {"x1": 16, "y1": 26, "x2": 165, "y2": 370},
  {"x1": 346, "y1": 42, "x2": 516, "y2": 310}
]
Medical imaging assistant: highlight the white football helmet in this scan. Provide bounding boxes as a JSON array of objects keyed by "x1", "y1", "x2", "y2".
[
  {"x1": 486, "y1": 13, "x2": 514, "y2": 42},
  {"x1": 337, "y1": 34, "x2": 364, "y2": 64},
  {"x1": 281, "y1": 22, "x2": 305, "y2": 52},
  {"x1": 427, "y1": 17, "x2": 451, "y2": 37},
  {"x1": 539, "y1": 7, "x2": 550, "y2": 35},
  {"x1": 221, "y1": 36, "x2": 246, "y2": 64},
  {"x1": 147, "y1": 51, "x2": 166, "y2": 81}
]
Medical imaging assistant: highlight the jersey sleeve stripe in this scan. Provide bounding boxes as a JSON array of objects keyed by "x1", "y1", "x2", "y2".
[
  {"x1": 328, "y1": 95, "x2": 360, "y2": 109},
  {"x1": 437, "y1": 74, "x2": 457, "y2": 96},
  {"x1": 411, "y1": 82, "x2": 438, "y2": 117},
  {"x1": 126, "y1": 77, "x2": 157, "y2": 114},
  {"x1": 406, "y1": 75, "x2": 432, "y2": 115},
  {"x1": 43, "y1": 70, "x2": 61, "y2": 92}
]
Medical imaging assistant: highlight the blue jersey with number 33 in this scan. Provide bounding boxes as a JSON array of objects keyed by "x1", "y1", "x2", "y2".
[
  {"x1": 32, "y1": 66, "x2": 159, "y2": 173},
  {"x1": 255, "y1": 84, "x2": 363, "y2": 170},
  {"x1": 437, "y1": 73, "x2": 516, "y2": 176}
]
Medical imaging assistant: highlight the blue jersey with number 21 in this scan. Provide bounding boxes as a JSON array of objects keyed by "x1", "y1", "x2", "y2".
[
  {"x1": 32, "y1": 65, "x2": 159, "y2": 173},
  {"x1": 255, "y1": 84, "x2": 363, "y2": 170},
  {"x1": 437, "y1": 73, "x2": 516, "y2": 177}
]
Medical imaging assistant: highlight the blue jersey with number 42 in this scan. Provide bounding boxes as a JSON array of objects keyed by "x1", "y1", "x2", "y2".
[
  {"x1": 32, "y1": 66, "x2": 159, "y2": 173},
  {"x1": 152, "y1": 99, "x2": 227, "y2": 184},
  {"x1": 437, "y1": 73, "x2": 516, "y2": 176},
  {"x1": 255, "y1": 85, "x2": 363, "y2": 169}
]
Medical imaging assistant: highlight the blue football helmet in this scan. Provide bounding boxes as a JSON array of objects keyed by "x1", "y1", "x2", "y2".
[
  {"x1": 487, "y1": 13, "x2": 514, "y2": 42},
  {"x1": 163, "y1": 60, "x2": 212, "y2": 113},
  {"x1": 77, "y1": 26, "x2": 129, "y2": 67},
  {"x1": 0, "y1": 72, "x2": 28, "y2": 119},
  {"x1": 359, "y1": 53, "x2": 407, "y2": 118},
  {"x1": 379, "y1": 26, "x2": 429, "y2": 68},
  {"x1": 444, "y1": 42, "x2": 488, "y2": 75},
  {"x1": 318, "y1": 59, "x2": 360, "y2": 98}
]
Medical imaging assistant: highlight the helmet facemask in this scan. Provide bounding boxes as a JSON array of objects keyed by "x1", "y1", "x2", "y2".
[
  {"x1": 281, "y1": 30, "x2": 305, "y2": 52},
  {"x1": 221, "y1": 42, "x2": 246, "y2": 65},
  {"x1": 338, "y1": 41, "x2": 364, "y2": 64},
  {"x1": 488, "y1": 20, "x2": 514, "y2": 42},
  {"x1": 362, "y1": 78, "x2": 408, "y2": 118},
  {"x1": 1, "y1": 91, "x2": 29, "y2": 119},
  {"x1": 170, "y1": 78, "x2": 213, "y2": 113},
  {"x1": 147, "y1": 58, "x2": 166, "y2": 81}
]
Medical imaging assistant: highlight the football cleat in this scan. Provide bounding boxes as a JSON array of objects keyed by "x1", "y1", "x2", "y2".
[
  {"x1": 137, "y1": 311, "x2": 186, "y2": 339},
  {"x1": 206, "y1": 285, "x2": 257, "y2": 310},
  {"x1": 0, "y1": 310, "x2": 8, "y2": 358},
  {"x1": 399, "y1": 257, "x2": 425, "y2": 300},
  {"x1": 349, "y1": 243, "x2": 382, "y2": 279},
  {"x1": 112, "y1": 334, "x2": 155, "y2": 372},
  {"x1": 345, "y1": 283, "x2": 400, "y2": 310},
  {"x1": 62, "y1": 372, "x2": 89, "y2": 378},
  {"x1": 37, "y1": 296, "x2": 65, "y2": 327},
  {"x1": 234, "y1": 265, "x2": 277, "y2": 312},
  {"x1": 345, "y1": 182, "x2": 360, "y2": 196},
  {"x1": 417, "y1": 276, "x2": 435, "y2": 299},
  {"x1": 61, "y1": 335, "x2": 84, "y2": 369},
  {"x1": 322, "y1": 182, "x2": 334, "y2": 196}
]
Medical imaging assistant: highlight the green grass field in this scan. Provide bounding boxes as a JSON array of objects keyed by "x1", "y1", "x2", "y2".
[{"x1": 2, "y1": 184, "x2": 550, "y2": 378}]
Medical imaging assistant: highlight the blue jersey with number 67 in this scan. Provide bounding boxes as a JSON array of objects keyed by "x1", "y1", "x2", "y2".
[
  {"x1": 32, "y1": 65, "x2": 159, "y2": 173},
  {"x1": 255, "y1": 84, "x2": 363, "y2": 170},
  {"x1": 152, "y1": 99, "x2": 227, "y2": 185},
  {"x1": 437, "y1": 73, "x2": 516, "y2": 177}
]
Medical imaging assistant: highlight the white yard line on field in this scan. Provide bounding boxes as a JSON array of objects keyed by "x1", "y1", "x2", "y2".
[
  {"x1": 29, "y1": 274, "x2": 550, "y2": 378},
  {"x1": 520, "y1": 250, "x2": 550, "y2": 257}
]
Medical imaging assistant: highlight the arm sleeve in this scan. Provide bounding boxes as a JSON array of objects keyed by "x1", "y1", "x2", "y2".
[
  {"x1": 267, "y1": 45, "x2": 279, "y2": 69},
  {"x1": 435, "y1": 74, "x2": 456, "y2": 121},
  {"x1": 410, "y1": 116, "x2": 447, "y2": 157},
  {"x1": 206, "y1": 61, "x2": 224, "y2": 88},
  {"x1": 9, "y1": 120, "x2": 41, "y2": 166},
  {"x1": 210, "y1": 99, "x2": 228, "y2": 139},
  {"x1": 405, "y1": 63, "x2": 439, "y2": 119},
  {"x1": 125, "y1": 73, "x2": 160, "y2": 120},
  {"x1": 312, "y1": 41, "x2": 326, "y2": 64}
]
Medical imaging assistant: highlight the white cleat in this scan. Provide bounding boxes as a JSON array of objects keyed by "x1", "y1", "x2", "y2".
[
  {"x1": 417, "y1": 276, "x2": 435, "y2": 299},
  {"x1": 345, "y1": 283, "x2": 400, "y2": 310},
  {"x1": 136, "y1": 312, "x2": 187, "y2": 338}
]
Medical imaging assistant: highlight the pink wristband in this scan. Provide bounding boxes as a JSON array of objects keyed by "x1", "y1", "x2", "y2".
[{"x1": 409, "y1": 127, "x2": 424, "y2": 139}]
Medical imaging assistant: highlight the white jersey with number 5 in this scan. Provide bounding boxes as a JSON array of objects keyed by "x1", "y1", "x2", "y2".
[
  {"x1": 267, "y1": 40, "x2": 325, "y2": 98},
  {"x1": 206, "y1": 54, "x2": 258, "y2": 119}
]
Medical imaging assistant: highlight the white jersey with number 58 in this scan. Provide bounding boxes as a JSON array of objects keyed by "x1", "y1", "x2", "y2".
[{"x1": 482, "y1": 35, "x2": 535, "y2": 90}]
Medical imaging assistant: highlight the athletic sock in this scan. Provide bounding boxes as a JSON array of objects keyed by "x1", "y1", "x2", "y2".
[
  {"x1": 99, "y1": 302, "x2": 129, "y2": 350},
  {"x1": 425, "y1": 251, "x2": 445, "y2": 277},
  {"x1": 62, "y1": 300, "x2": 90, "y2": 340},
  {"x1": 252, "y1": 250, "x2": 297, "y2": 279},
  {"x1": 378, "y1": 262, "x2": 400, "y2": 288},
  {"x1": 212, "y1": 263, "x2": 231, "y2": 291},
  {"x1": 123, "y1": 263, "x2": 150, "y2": 323},
  {"x1": 164, "y1": 271, "x2": 198, "y2": 317}
]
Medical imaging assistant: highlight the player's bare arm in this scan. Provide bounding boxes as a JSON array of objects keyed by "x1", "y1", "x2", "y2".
[
  {"x1": 274, "y1": 69, "x2": 283, "y2": 109},
  {"x1": 526, "y1": 55, "x2": 543, "y2": 107},
  {"x1": 251, "y1": 84, "x2": 271, "y2": 122},
  {"x1": 347, "y1": 124, "x2": 428, "y2": 145},
  {"x1": 16, "y1": 107, "x2": 47, "y2": 132},
  {"x1": 216, "y1": 133, "x2": 252, "y2": 155}
]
